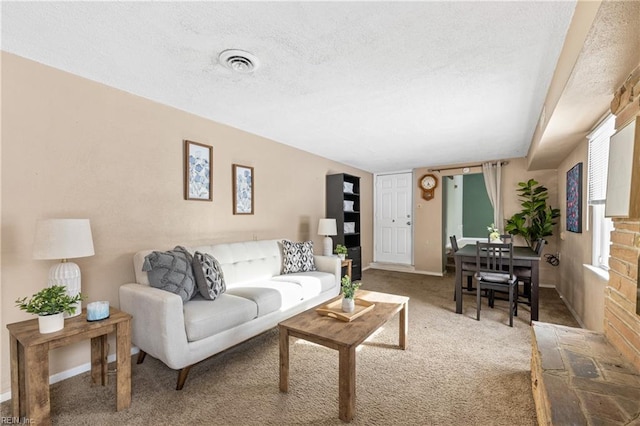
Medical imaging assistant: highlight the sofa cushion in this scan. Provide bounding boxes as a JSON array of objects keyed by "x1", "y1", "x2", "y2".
[
  {"x1": 183, "y1": 294, "x2": 258, "y2": 342},
  {"x1": 272, "y1": 271, "x2": 334, "y2": 299},
  {"x1": 142, "y1": 246, "x2": 196, "y2": 302},
  {"x1": 282, "y1": 240, "x2": 316, "y2": 273},
  {"x1": 226, "y1": 287, "x2": 282, "y2": 317},
  {"x1": 192, "y1": 240, "x2": 283, "y2": 286},
  {"x1": 227, "y1": 279, "x2": 304, "y2": 311},
  {"x1": 193, "y1": 251, "x2": 226, "y2": 300}
]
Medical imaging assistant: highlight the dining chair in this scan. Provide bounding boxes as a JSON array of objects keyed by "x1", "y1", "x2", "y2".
[
  {"x1": 485, "y1": 233, "x2": 512, "y2": 304},
  {"x1": 450, "y1": 235, "x2": 476, "y2": 301},
  {"x1": 474, "y1": 242, "x2": 518, "y2": 327},
  {"x1": 514, "y1": 238, "x2": 545, "y2": 305}
]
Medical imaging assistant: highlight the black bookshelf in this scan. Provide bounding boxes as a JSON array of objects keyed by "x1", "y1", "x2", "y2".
[{"x1": 326, "y1": 173, "x2": 362, "y2": 280}]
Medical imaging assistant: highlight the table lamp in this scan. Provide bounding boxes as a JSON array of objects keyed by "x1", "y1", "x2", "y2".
[
  {"x1": 33, "y1": 219, "x2": 95, "y2": 318},
  {"x1": 318, "y1": 218, "x2": 337, "y2": 256}
]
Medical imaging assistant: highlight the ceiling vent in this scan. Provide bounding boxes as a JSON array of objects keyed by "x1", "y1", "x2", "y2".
[{"x1": 219, "y1": 49, "x2": 260, "y2": 73}]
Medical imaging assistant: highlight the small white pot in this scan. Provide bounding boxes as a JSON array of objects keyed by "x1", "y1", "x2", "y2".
[
  {"x1": 342, "y1": 297, "x2": 355, "y2": 313},
  {"x1": 38, "y1": 312, "x2": 64, "y2": 334},
  {"x1": 338, "y1": 253, "x2": 346, "y2": 261}
]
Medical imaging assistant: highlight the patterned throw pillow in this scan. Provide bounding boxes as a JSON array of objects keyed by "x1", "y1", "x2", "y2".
[
  {"x1": 142, "y1": 246, "x2": 197, "y2": 302},
  {"x1": 193, "y1": 251, "x2": 226, "y2": 300},
  {"x1": 282, "y1": 240, "x2": 316, "y2": 274}
]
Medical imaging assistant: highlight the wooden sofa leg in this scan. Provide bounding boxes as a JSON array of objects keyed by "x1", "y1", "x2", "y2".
[
  {"x1": 176, "y1": 366, "x2": 193, "y2": 390},
  {"x1": 137, "y1": 350, "x2": 147, "y2": 364}
]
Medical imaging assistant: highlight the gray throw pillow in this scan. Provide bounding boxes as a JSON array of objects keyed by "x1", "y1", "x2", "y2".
[
  {"x1": 142, "y1": 246, "x2": 196, "y2": 302},
  {"x1": 282, "y1": 240, "x2": 316, "y2": 274},
  {"x1": 193, "y1": 251, "x2": 226, "y2": 300}
]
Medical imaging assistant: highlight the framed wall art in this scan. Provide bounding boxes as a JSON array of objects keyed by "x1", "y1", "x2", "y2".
[
  {"x1": 233, "y1": 164, "x2": 254, "y2": 215},
  {"x1": 184, "y1": 140, "x2": 213, "y2": 201},
  {"x1": 566, "y1": 162, "x2": 583, "y2": 233}
]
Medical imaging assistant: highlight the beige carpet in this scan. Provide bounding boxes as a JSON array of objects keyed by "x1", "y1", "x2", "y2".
[{"x1": 1, "y1": 269, "x2": 579, "y2": 425}]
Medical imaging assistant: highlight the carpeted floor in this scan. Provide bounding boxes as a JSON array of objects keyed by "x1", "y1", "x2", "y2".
[{"x1": 1, "y1": 269, "x2": 579, "y2": 425}]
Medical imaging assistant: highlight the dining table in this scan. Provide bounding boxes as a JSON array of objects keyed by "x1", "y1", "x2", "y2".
[{"x1": 454, "y1": 243, "x2": 541, "y2": 322}]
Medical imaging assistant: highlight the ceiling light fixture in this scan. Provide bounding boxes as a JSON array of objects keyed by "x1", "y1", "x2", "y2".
[{"x1": 219, "y1": 49, "x2": 260, "y2": 73}]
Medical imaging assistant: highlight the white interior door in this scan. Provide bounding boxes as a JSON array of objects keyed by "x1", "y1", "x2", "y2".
[{"x1": 375, "y1": 172, "x2": 413, "y2": 264}]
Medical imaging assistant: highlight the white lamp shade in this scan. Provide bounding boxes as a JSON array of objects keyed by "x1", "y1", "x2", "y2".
[
  {"x1": 318, "y1": 218, "x2": 337, "y2": 236},
  {"x1": 33, "y1": 219, "x2": 95, "y2": 260}
]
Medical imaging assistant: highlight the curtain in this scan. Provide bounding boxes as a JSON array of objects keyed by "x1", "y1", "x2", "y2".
[{"x1": 482, "y1": 162, "x2": 503, "y2": 230}]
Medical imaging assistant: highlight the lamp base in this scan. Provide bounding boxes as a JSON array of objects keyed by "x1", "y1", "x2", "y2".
[
  {"x1": 323, "y1": 236, "x2": 333, "y2": 256},
  {"x1": 49, "y1": 261, "x2": 82, "y2": 318}
]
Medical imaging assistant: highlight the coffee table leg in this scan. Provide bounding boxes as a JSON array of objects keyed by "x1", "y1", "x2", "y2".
[
  {"x1": 399, "y1": 302, "x2": 408, "y2": 350},
  {"x1": 279, "y1": 326, "x2": 289, "y2": 393},
  {"x1": 338, "y1": 345, "x2": 356, "y2": 422}
]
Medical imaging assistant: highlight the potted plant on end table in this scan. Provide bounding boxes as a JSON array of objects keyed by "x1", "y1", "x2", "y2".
[
  {"x1": 341, "y1": 275, "x2": 361, "y2": 313},
  {"x1": 15, "y1": 285, "x2": 84, "y2": 333},
  {"x1": 335, "y1": 244, "x2": 348, "y2": 260}
]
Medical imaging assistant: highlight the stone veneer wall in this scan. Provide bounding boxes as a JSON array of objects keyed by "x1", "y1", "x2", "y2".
[{"x1": 604, "y1": 218, "x2": 640, "y2": 370}]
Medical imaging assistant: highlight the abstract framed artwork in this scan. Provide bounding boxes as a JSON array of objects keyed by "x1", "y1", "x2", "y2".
[
  {"x1": 233, "y1": 164, "x2": 254, "y2": 215},
  {"x1": 566, "y1": 162, "x2": 582, "y2": 233},
  {"x1": 184, "y1": 140, "x2": 213, "y2": 201}
]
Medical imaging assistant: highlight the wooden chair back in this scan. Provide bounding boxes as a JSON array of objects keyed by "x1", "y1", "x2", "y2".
[{"x1": 476, "y1": 242, "x2": 514, "y2": 277}]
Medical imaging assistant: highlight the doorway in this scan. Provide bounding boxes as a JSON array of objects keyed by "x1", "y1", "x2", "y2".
[
  {"x1": 374, "y1": 172, "x2": 413, "y2": 264},
  {"x1": 443, "y1": 172, "x2": 494, "y2": 268}
]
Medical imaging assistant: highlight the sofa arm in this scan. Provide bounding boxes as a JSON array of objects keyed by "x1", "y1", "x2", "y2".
[
  {"x1": 314, "y1": 255, "x2": 341, "y2": 286},
  {"x1": 119, "y1": 283, "x2": 189, "y2": 369}
]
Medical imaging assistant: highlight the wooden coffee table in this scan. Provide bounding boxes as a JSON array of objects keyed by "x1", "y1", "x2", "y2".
[{"x1": 279, "y1": 290, "x2": 409, "y2": 422}]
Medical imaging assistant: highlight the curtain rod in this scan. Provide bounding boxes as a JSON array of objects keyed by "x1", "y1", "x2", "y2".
[{"x1": 429, "y1": 160, "x2": 508, "y2": 173}]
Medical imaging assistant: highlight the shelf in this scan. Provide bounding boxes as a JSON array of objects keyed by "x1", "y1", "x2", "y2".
[{"x1": 327, "y1": 173, "x2": 362, "y2": 280}]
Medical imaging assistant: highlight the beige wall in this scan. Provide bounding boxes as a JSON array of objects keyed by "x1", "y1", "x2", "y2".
[
  {"x1": 0, "y1": 52, "x2": 373, "y2": 395},
  {"x1": 556, "y1": 139, "x2": 608, "y2": 331},
  {"x1": 413, "y1": 159, "x2": 560, "y2": 286}
]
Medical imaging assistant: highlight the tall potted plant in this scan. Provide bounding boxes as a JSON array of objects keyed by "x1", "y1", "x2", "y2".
[
  {"x1": 504, "y1": 179, "x2": 560, "y2": 249},
  {"x1": 16, "y1": 285, "x2": 84, "y2": 333}
]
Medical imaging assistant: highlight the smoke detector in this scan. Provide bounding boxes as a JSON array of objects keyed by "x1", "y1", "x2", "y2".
[{"x1": 219, "y1": 49, "x2": 260, "y2": 73}]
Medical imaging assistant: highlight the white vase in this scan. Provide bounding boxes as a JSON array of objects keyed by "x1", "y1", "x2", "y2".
[
  {"x1": 38, "y1": 312, "x2": 64, "y2": 334},
  {"x1": 342, "y1": 297, "x2": 355, "y2": 313},
  {"x1": 338, "y1": 254, "x2": 346, "y2": 261}
]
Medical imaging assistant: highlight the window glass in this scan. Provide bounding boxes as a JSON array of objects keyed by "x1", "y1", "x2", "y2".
[{"x1": 587, "y1": 115, "x2": 615, "y2": 269}]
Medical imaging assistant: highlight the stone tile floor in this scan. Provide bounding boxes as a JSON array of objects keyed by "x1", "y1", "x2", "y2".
[{"x1": 532, "y1": 322, "x2": 640, "y2": 425}]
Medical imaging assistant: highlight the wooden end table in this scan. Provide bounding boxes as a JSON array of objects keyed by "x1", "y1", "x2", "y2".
[
  {"x1": 341, "y1": 258, "x2": 353, "y2": 280},
  {"x1": 7, "y1": 307, "x2": 132, "y2": 426},
  {"x1": 279, "y1": 290, "x2": 408, "y2": 422}
]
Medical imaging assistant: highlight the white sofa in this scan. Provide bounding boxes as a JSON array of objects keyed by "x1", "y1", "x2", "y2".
[{"x1": 119, "y1": 239, "x2": 341, "y2": 389}]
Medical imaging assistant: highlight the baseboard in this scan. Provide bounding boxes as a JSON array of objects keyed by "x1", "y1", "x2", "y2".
[
  {"x1": 554, "y1": 287, "x2": 586, "y2": 329},
  {"x1": 0, "y1": 347, "x2": 140, "y2": 403},
  {"x1": 367, "y1": 263, "x2": 444, "y2": 277}
]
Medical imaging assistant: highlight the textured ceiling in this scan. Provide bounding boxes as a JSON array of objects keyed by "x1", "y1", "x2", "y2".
[
  {"x1": 529, "y1": 0, "x2": 640, "y2": 169},
  {"x1": 1, "y1": 1, "x2": 577, "y2": 173}
]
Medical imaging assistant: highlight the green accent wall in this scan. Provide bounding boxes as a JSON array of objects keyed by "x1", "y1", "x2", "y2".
[{"x1": 462, "y1": 174, "x2": 494, "y2": 237}]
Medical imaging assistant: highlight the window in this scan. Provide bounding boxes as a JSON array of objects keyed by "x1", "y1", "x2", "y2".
[{"x1": 587, "y1": 115, "x2": 615, "y2": 269}]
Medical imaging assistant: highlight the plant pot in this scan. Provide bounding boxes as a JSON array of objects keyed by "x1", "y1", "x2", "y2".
[
  {"x1": 338, "y1": 254, "x2": 346, "y2": 261},
  {"x1": 342, "y1": 297, "x2": 355, "y2": 313},
  {"x1": 38, "y1": 312, "x2": 64, "y2": 334}
]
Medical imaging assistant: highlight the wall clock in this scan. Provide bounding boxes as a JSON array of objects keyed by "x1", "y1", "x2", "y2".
[{"x1": 419, "y1": 174, "x2": 438, "y2": 200}]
